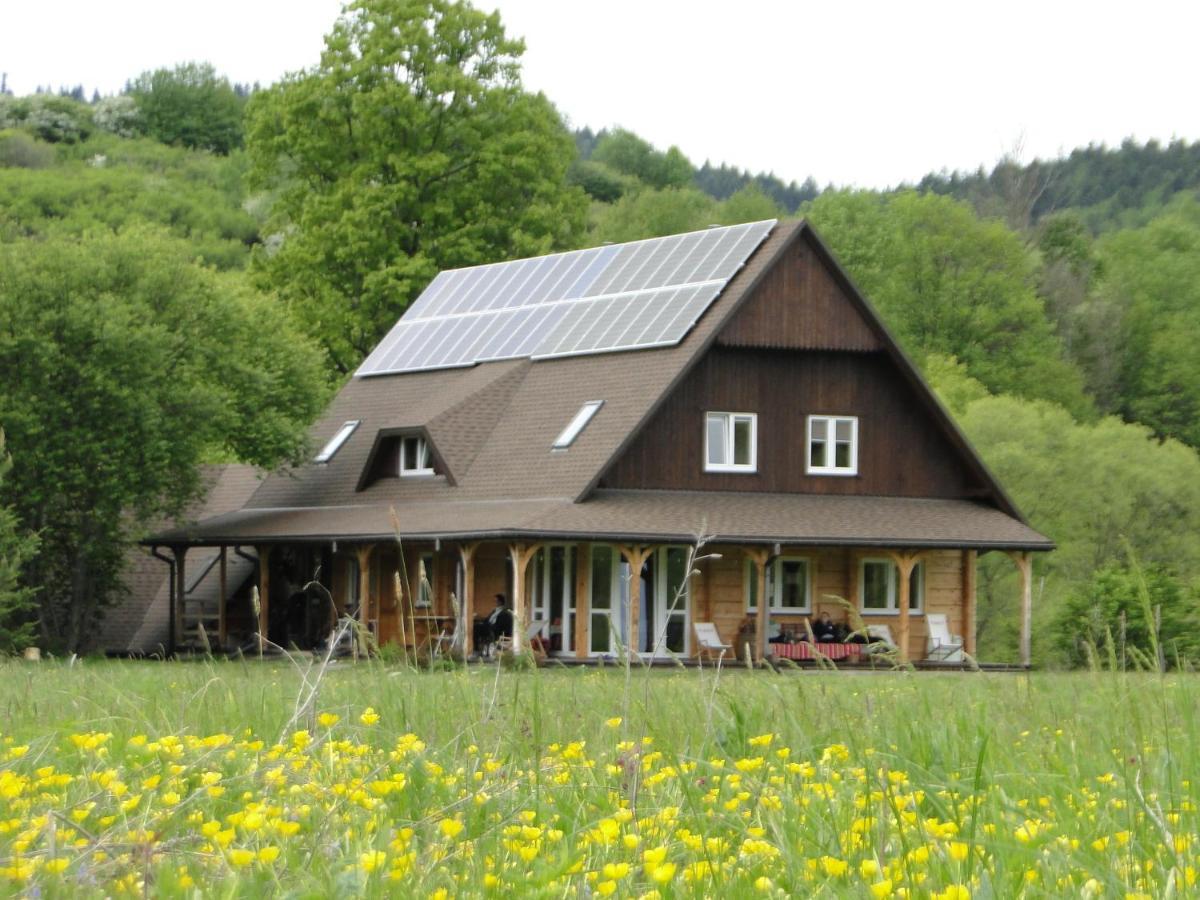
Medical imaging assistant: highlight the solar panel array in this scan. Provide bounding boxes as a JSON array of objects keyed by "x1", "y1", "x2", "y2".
[{"x1": 356, "y1": 219, "x2": 776, "y2": 377}]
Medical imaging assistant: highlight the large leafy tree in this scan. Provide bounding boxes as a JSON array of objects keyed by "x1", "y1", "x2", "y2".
[
  {"x1": 1093, "y1": 196, "x2": 1200, "y2": 448},
  {"x1": 0, "y1": 231, "x2": 328, "y2": 652},
  {"x1": 806, "y1": 190, "x2": 1093, "y2": 416},
  {"x1": 128, "y1": 62, "x2": 244, "y2": 154},
  {"x1": 245, "y1": 0, "x2": 587, "y2": 373}
]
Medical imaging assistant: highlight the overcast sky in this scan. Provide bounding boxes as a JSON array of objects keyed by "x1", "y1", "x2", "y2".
[{"x1": 4, "y1": 0, "x2": 1197, "y2": 188}]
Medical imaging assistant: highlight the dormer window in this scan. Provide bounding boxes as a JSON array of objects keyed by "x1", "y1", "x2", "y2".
[
  {"x1": 314, "y1": 420, "x2": 359, "y2": 464},
  {"x1": 705, "y1": 412, "x2": 756, "y2": 473},
  {"x1": 553, "y1": 401, "x2": 603, "y2": 450},
  {"x1": 399, "y1": 435, "x2": 434, "y2": 476},
  {"x1": 807, "y1": 415, "x2": 858, "y2": 476}
]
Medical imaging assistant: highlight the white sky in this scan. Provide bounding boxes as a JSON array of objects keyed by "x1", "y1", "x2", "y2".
[{"x1": 4, "y1": 0, "x2": 1198, "y2": 188}]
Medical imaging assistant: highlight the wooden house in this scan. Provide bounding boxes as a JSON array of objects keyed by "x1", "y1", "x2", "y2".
[{"x1": 146, "y1": 219, "x2": 1052, "y2": 664}]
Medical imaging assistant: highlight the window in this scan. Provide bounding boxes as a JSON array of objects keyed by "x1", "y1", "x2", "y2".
[
  {"x1": 553, "y1": 400, "x2": 603, "y2": 449},
  {"x1": 705, "y1": 412, "x2": 757, "y2": 473},
  {"x1": 416, "y1": 552, "x2": 435, "y2": 608},
  {"x1": 314, "y1": 420, "x2": 359, "y2": 463},
  {"x1": 745, "y1": 557, "x2": 812, "y2": 613},
  {"x1": 807, "y1": 415, "x2": 858, "y2": 475},
  {"x1": 399, "y1": 435, "x2": 434, "y2": 476},
  {"x1": 859, "y1": 559, "x2": 923, "y2": 614}
]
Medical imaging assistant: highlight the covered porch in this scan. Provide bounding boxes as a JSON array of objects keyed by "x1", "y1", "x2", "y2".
[{"x1": 151, "y1": 536, "x2": 1039, "y2": 666}]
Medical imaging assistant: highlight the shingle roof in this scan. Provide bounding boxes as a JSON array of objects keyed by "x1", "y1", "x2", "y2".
[
  {"x1": 146, "y1": 220, "x2": 1053, "y2": 552},
  {"x1": 148, "y1": 490, "x2": 1051, "y2": 551}
]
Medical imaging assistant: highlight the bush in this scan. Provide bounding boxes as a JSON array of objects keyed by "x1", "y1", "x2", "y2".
[
  {"x1": 1054, "y1": 563, "x2": 1200, "y2": 668},
  {"x1": 0, "y1": 95, "x2": 92, "y2": 143},
  {"x1": 0, "y1": 129, "x2": 54, "y2": 168},
  {"x1": 93, "y1": 95, "x2": 142, "y2": 138}
]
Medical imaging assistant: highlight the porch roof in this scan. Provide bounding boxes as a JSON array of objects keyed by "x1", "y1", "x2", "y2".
[{"x1": 145, "y1": 489, "x2": 1053, "y2": 551}]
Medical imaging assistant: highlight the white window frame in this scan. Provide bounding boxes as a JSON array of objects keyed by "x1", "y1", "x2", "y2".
[
  {"x1": 704, "y1": 412, "x2": 757, "y2": 473},
  {"x1": 399, "y1": 435, "x2": 434, "y2": 477},
  {"x1": 314, "y1": 420, "x2": 359, "y2": 464},
  {"x1": 806, "y1": 415, "x2": 859, "y2": 476},
  {"x1": 553, "y1": 401, "x2": 603, "y2": 450},
  {"x1": 744, "y1": 556, "x2": 813, "y2": 615},
  {"x1": 858, "y1": 558, "x2": 924, "y2": 616}
]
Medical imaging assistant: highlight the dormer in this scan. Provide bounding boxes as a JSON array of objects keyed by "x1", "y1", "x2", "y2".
[{"x1": 356, "y1": 427, "x2": 452, "y2": 490}]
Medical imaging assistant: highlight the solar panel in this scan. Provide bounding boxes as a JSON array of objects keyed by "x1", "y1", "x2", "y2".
[{"x1": 356, "y1": 219, "x2": 776, "y2": 377}]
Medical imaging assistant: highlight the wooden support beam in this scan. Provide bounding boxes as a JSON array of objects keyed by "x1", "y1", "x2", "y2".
[
  {"x1": 458, "y1": 542, "x2": 478, "y2": 658},
  {"x1": 962, "y1": 549, "x2": 977, "y2": 657},
  {"x1": 618, "y1": 545, "x2": 655, "y2": 656},
  {"x1": 355, "y1": 545, "x2": 375, "y2": 653},
  {"x1": 218, "y1": 546, "x2": 228, "y2": 648},
  {"x1": 889, "y1": 551, "x2": 923, "y2": 663},
  {"x1": 574, "y1": 543, "x2": 590, "y2": 660},
  {"x1": 847, "y1": 550, "x2": 860, "y2": 616},
  {"x1": 508, "y1": 543, "x2": 540, "y2": 654},
  {"x1": 172, "y1": 546, "x2": 187, "y2": 655},
  {"x1": 744, "y1": 548, "x2": 770, "y2": 662},
  {"x1": 1008, "y1": 550, "x2": 1033, "y2": 667},
  {"x1": 255, "y1": 545, "x2": 271, "y2": 652}
]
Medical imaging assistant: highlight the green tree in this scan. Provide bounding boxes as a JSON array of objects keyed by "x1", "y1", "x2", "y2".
[
  {"x1": 1054, "y1": 563, "x2": 1200, "y2": 669},
  {"x1": 806, "y1": 190, "x2": 1092, "y2": 416},
  {"x1": 590, "y1": 186, "x2": 718, "y2": 244},
  {"x1": 128, "y1": 62, "x2": 244, "y2": 154},
  {"x1": 590, "y1": 128, "x2": 694, "y2": 189},
  {"x1": 0, "y1": 430, "x2": 39, "y2": 653},
  {"x1": 716, "y1": 183, "x2": 786, "y2": 225},
  {"x1": 0, "y1": 231, "x2": 328, "y2": 652},
  {"x1": 245, "y1": 0, "x2": 587, "y2": 373},
  {"x1": 1093, "y1": 196, "x2": 1200, "y2": 447}
]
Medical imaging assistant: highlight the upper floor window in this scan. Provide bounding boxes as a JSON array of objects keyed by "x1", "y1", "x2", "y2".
[
  {"x1": 705, "y1": 412, "x2": 756, "y2": 473},
  {"x1": 807, "y1": 415, "x2": 858, "y2": 475},
  {"x1": 314, "y1": 420, "x2": 359, "y2": 464},
  {"x1": 859, "y1": 558, "x2": 923, "y2": 614},
  {"x1": 553, "y1": 400, "x2": 603, "y2": 450},
  {"x1": 399, "y1": 435, "x2": 434, "y2": 476}
]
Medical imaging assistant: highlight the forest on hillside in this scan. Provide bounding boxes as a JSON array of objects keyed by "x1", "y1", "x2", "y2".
[{"x1": 1, "y1": 0, "x2": 1199, "y2": 663}]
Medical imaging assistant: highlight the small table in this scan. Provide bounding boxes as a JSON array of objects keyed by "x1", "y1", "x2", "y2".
[{"x1": 772, "y1": 642, "x2": 862, "y2": 662}]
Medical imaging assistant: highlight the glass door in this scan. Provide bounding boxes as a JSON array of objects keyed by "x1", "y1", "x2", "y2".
[
  {"x1": 641, "y1": 547, "x2": 689, "y2": 657},
  {"x1": 588, "y1": 545, "x2": 623, "y2": 656},
  {"x1": 530, "y1": 546, "x2": 576, "y2": 655}
]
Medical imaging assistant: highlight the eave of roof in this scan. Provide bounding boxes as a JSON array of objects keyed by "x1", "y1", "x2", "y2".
[{"x1": 143, "y1": 490, "x2": 1053, "y2": 552}]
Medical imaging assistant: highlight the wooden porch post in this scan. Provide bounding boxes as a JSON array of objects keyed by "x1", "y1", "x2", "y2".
[
  {"x1": 355, "y1": 545, "x2": 374, "y2": 632},
  {"x1": 218, "y1": 546, "x2": 228, "y2": 648},
  {"x1": 1008, "y1": 551, "x2": 1033, "y2": 667},
  {"x1": 574, "y1": 543, "x2": 590, "y2": 660},
  {"x1": 254, "y1": 545, "x2": 271, "y2": 651},
  {"x1": 618, "y1": 546, "x2": 654, "y2": 656},
  {"x1": 458, "y1": 542, "x2": 478, "y2": 657},
  {"x1": 890, "y1": 551, "x2": 922, "y2": 663},
  {"x1": 172, "y1": 546, "x2": 187, "y2": 654},
  {"x1": 745, "y1": 548, "x2": 770, "y2": 662},
  {"x1": 962, "y1": 549, "x2": 977, "y2": 657},
  {"x1": 508, "y1": 543, "x2": 540, "y2": 654}
]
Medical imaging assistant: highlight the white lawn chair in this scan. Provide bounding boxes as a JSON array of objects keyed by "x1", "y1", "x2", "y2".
[
  {"x1": 496, "y1": 618, "x2": 549, "y2": 658},
  {"x1": 865, "y1": 624, "x2": 896, "y2": 655},
  {"x1": 925, "y1": 614, "x2": 965, "y2": 662},
  {"x1": 693, "y1": 622, "x2": 731, "y2": 662}
]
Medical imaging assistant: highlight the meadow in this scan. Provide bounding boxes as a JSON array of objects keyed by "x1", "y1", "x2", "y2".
[{"x1": 0, "y1": 658, "x2": 1193, "y2": 897}]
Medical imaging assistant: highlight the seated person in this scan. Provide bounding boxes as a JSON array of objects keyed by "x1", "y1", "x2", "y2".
[
  {"x1": 812, "y1": 611, "x2": 838, "y2": 643},
  {"x1": 473, "y1": 594, "x2": 512, "y2": 656}
]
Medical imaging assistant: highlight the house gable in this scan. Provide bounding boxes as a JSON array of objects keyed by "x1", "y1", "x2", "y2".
[{"x1": 595, "y1": 225, "x2": 1016, "y2": 513}]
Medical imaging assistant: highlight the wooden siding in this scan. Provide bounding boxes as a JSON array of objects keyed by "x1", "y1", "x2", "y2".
[
  {"x1": 600, "y1": 347, "x2": 983, "y2": 498},
  {"x1": 702, "y1": 546, "x2": 965, "y2": 661},
  {"x1": 717, "y1": 235, "x2": 882, "y2": 352}
]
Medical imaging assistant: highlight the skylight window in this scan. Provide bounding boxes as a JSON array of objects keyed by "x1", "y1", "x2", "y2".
[
  {"x1": 314, "y1": 420, "x2": 359, "y2": 464},
  {"x1": 553, "y1": 401, "x2": 603, "y2": 450}
]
